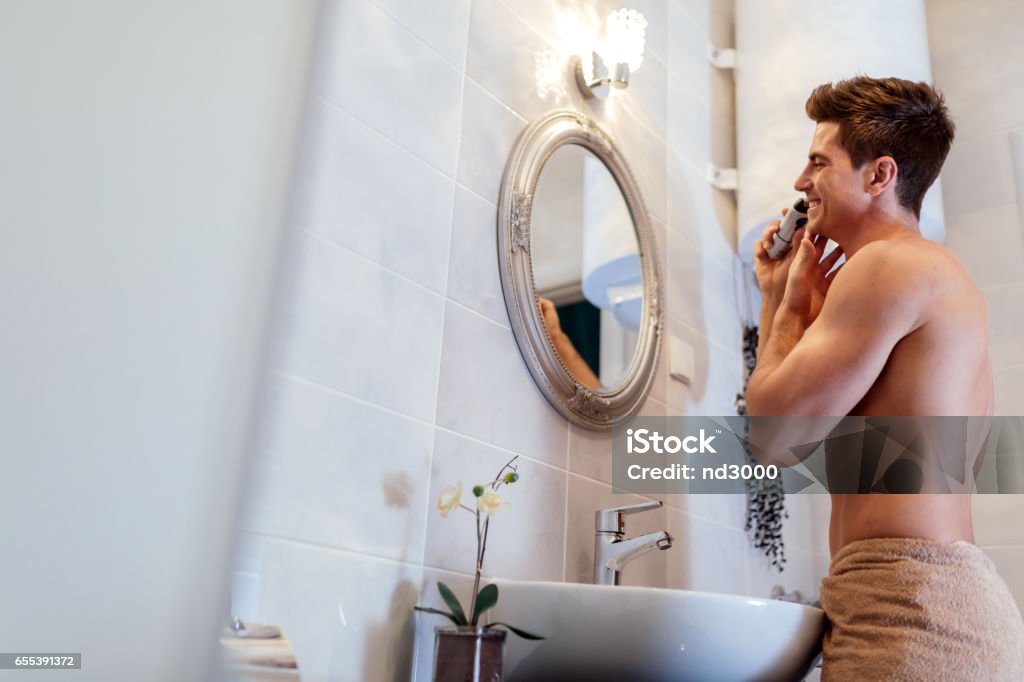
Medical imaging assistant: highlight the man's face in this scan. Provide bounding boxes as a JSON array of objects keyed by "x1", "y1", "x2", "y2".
[{"x1": 793, "y1": 122, "x2": 869, "y2": 238}]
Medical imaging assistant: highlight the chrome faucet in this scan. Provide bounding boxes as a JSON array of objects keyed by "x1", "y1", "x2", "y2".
[{"x1": 594, "y1": 500, "x2": 673, "y2": 585}]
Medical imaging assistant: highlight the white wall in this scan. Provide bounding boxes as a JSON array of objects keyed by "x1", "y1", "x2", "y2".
[
  {"x1": 0, "y1": 2, "x2": 319, "y2": 680},
  {"x1": 233, "y1": 1, "x2": 827, "y2": 680},
  {"x1": 925, "y1": 0, "x2": 1024, "y2": 612}
]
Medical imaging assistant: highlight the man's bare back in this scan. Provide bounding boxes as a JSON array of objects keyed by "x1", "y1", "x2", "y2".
[{"x1": 827, "y1": 235, "x2": 993, "y2": 555}]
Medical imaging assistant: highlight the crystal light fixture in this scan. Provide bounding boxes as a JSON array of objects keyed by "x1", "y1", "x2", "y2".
[{"x1": 574, "y1": 8, "x2": 648, "y2": 99}]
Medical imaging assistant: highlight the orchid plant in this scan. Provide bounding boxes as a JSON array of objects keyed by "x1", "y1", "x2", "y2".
[{"x1": 414, "y1": 455, "x2": 544, "y2": 640}]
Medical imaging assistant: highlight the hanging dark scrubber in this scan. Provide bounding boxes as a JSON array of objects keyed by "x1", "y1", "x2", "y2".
[{"x1": 736, "y1": 323, "x2": 787, "y2": 572}]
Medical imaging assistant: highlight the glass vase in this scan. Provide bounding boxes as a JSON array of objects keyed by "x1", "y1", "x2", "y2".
[{"x1": 432, "y1": 625, "x2": 506, "y2": 682}]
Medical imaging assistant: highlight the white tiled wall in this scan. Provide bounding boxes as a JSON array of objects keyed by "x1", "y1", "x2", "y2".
[
  {"x1": 926, "y1": 0, "x2": 1024, "y2": 614},
  {"x1": 234, "y1": 1, "x2": 827, "y2": 680}
]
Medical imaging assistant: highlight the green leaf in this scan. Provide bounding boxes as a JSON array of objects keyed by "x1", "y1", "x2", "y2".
[
  {"x1": 472, "y1": 583, "x2": 499, "y2": 624},
  {"x1": 488, "y1": 622, "x2": 546, "y2": 640},
  {"x1": 413, "y1": 606, "x2": 462, "y2": 627},
  {"x1": 436, "y1": 582, "x2": 468, "y2": 626}
]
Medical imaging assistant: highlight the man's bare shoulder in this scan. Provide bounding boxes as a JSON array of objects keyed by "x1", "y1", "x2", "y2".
[
  {"x1": 838, "y1": 235, "x2": 986, "y2": 329},
  {"x1": 843, "y1": 235, "x2": 976, "y2": 292},
  {"x1": 823, "y1": 234, "x2": 985, "y2": 338},
  {"x1": 829, "y1": 237, "x2": 926, "y2": 299}
]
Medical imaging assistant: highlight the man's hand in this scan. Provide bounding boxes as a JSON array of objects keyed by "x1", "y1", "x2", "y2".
[
  {"x1": 781, "y1": 233, "x2": 845, "y2": 328},
  {"x1": 538, "y1": 297, "x2": 565, "y2": 341},
  {"x1": 753, "y1": 208, "x2": 808, "y2": 360},
  {"x1": 753, "y1": 207, "x2": 804, "y2": 304}
]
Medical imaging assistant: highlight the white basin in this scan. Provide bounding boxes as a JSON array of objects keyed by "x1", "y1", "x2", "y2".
[{"x1": 490, "y1": 580, "x2": 824, "y2": 682}]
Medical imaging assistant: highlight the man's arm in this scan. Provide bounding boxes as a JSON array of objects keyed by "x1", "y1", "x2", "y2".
[
  {"x1": 756, "y1": 288, "x2": 784, "y2": 362},
  {"x1": 746, "y1": 241, "x2": 923, "y2": 417},
  {"x1": 538, "y1": 297, "x2": 601, "y2": 390},
  {"x1": 752, "y1": 209, "x2": 800, "y2": 360}
]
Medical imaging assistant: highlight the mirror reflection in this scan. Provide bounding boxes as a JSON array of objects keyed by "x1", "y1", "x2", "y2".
[{"x1": 531, "y1": 144, "x2": 643, "y2": 391}]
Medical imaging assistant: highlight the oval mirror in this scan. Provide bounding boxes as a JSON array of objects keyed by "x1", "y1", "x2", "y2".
[{"x1": 498, "y1": 110, "x2": 661, "y2": 429}]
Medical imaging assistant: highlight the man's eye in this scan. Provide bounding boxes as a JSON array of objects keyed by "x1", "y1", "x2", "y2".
[{"x1": 813, "y1": 163, "x2": 825, "y2": 169}]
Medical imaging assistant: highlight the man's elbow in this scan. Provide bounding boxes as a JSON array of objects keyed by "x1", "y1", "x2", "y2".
[
  {"x1": 744, "y1": 374, "x2": 772, "y2": 417},
  {"x1": 746, "y1": 394, "x2": 767, "y2": 417},
  {"x1": 744, "y1": 375, "x2": 806, "y2": 468},
  {"x1": 746, "y1": 368, "x2": 805, "y2": 417}
]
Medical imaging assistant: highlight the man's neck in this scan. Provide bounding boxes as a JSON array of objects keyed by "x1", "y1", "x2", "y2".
[{"x1": 834, "y1": 205, "x2": 921, "y2": 258}]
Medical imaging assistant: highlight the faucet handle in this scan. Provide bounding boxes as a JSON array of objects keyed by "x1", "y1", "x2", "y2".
[{"x1": 596, "y1": 499, "x2": 663, "y2": 534}]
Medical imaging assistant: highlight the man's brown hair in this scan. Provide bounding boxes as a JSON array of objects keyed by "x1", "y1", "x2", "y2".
[{"x1": 805, "y1": 76, "x2": 955, "y2": 217}]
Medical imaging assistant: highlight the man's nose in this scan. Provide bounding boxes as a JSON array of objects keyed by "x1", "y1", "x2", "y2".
[{"x1": 794, "y1": 169, "x2": 811, "y2": 193}]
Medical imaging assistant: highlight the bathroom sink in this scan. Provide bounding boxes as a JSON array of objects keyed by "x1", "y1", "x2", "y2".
[{"x1": 489, "y1": 580, "x2": 825, "y2": 682}]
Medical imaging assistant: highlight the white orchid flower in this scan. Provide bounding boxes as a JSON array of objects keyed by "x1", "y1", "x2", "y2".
[
  {"x1": 476, "y1": 489, "x2": 510, "y2": 514},
  {"x1": 437, "y1": 481, "x2": 462, "y2": 517}
]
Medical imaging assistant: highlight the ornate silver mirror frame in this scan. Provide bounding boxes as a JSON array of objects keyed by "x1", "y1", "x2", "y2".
[{"x1": 497, "y1": 109, "x2": 662, "y2": 430}]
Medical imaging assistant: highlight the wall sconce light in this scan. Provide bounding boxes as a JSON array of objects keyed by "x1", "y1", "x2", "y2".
[{"x1": 574, "y1": 9, "x2": 647, "y2": 99}]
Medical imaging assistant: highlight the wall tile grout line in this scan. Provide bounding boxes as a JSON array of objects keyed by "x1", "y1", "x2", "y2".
[
  {"x1": 667, "y1": 221, "x2": 745, "y2": 283},
  {"x1": 273, "y1": 369, "x2": 568, "y2": 473},
  {"x1": 565, "y1": 469, "x2": 662, "y2": 504},
  {"x1": 301, "y1": 228, "x2": 447, "y2": 297},
  {"x1": 463, "y1": 74, "x2": 529, "y2": 122},
  {"x1": 418, "y1": 560, "x2": 499, "y2": 580},
  {"x1": 315, "y1": 90, "x2": 511, "y2": 213},
  {"x1": 254, "y1": 529, "x2": 431, "y2": 568},
  {"x1": 362, "y1": 0, "x2": 468, "y2": 75},
  {"x1": 665, "y1": 312, "x2": 746, "y2": 362},
  {"x1": 667, "y1": 146, "x2": 723, "y2": 194},
  {"x1": 667, "y1": 502, "x2": 761, "y2": 534},
  {"x1": 433, "y1": 423, "x2": 571, "y2": 475},
  {"x1": 313, "y1": 91, "x2": 450, "y2": 177},
  {"x1": 300, "y1": 228, "x2": 516, "y2": 334},
  {"x1": 445, "y1": 297, "x2": 513, "y2": 330},
  {"x1": 274, "y1": 371, "x2": 435, "y2": 429},
  {"x1": 316, "y1": 92, "x2": 457, "y2": 185},
  {"x1": 667, "y1": 61, "x2": 714, "y2": 111},
  {"x1": 671, "y1": 0, "x2": 711, "y2": 40}
]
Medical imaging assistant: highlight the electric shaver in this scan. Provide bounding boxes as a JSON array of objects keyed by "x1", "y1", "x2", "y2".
[{"x1": 766, "y1": 198, "x2": 809, "y2": 259}]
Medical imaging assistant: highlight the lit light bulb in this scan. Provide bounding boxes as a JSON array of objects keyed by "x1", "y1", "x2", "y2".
[
  {"x1": 602, "y1": 8, "x2": 647, "y2": 72},
  {"x1": 572, "y1": 8, "x2": 648, "y2": 99}
]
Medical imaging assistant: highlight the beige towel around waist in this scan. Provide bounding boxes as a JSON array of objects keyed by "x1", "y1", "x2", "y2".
[{"x1": 819, "y1": 537, "x2": 1024, "y2": 681}]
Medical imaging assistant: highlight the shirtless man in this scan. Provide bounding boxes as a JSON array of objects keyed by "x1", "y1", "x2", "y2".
[{"x1": 746, "y1": 76, "x2": 1023, "y2": 680}]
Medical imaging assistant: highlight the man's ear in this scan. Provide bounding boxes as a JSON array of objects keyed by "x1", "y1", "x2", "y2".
[{"x1": 864, "y1": 156, "x2": 898, "y2": 196}]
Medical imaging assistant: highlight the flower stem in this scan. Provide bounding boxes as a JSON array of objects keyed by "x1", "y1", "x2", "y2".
[
  {"x1": 467, "y1": 455, "x2": 518, "y2": 625},
  {"x1": 479, "y1": 514, "x2": 491, "y2": 576},
  {"x1": 469, "y1": 508, "x2": 483, "y2": 624},
  {"x1": 489, "y1": 456, "x2": 520, "y2": 490}
]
